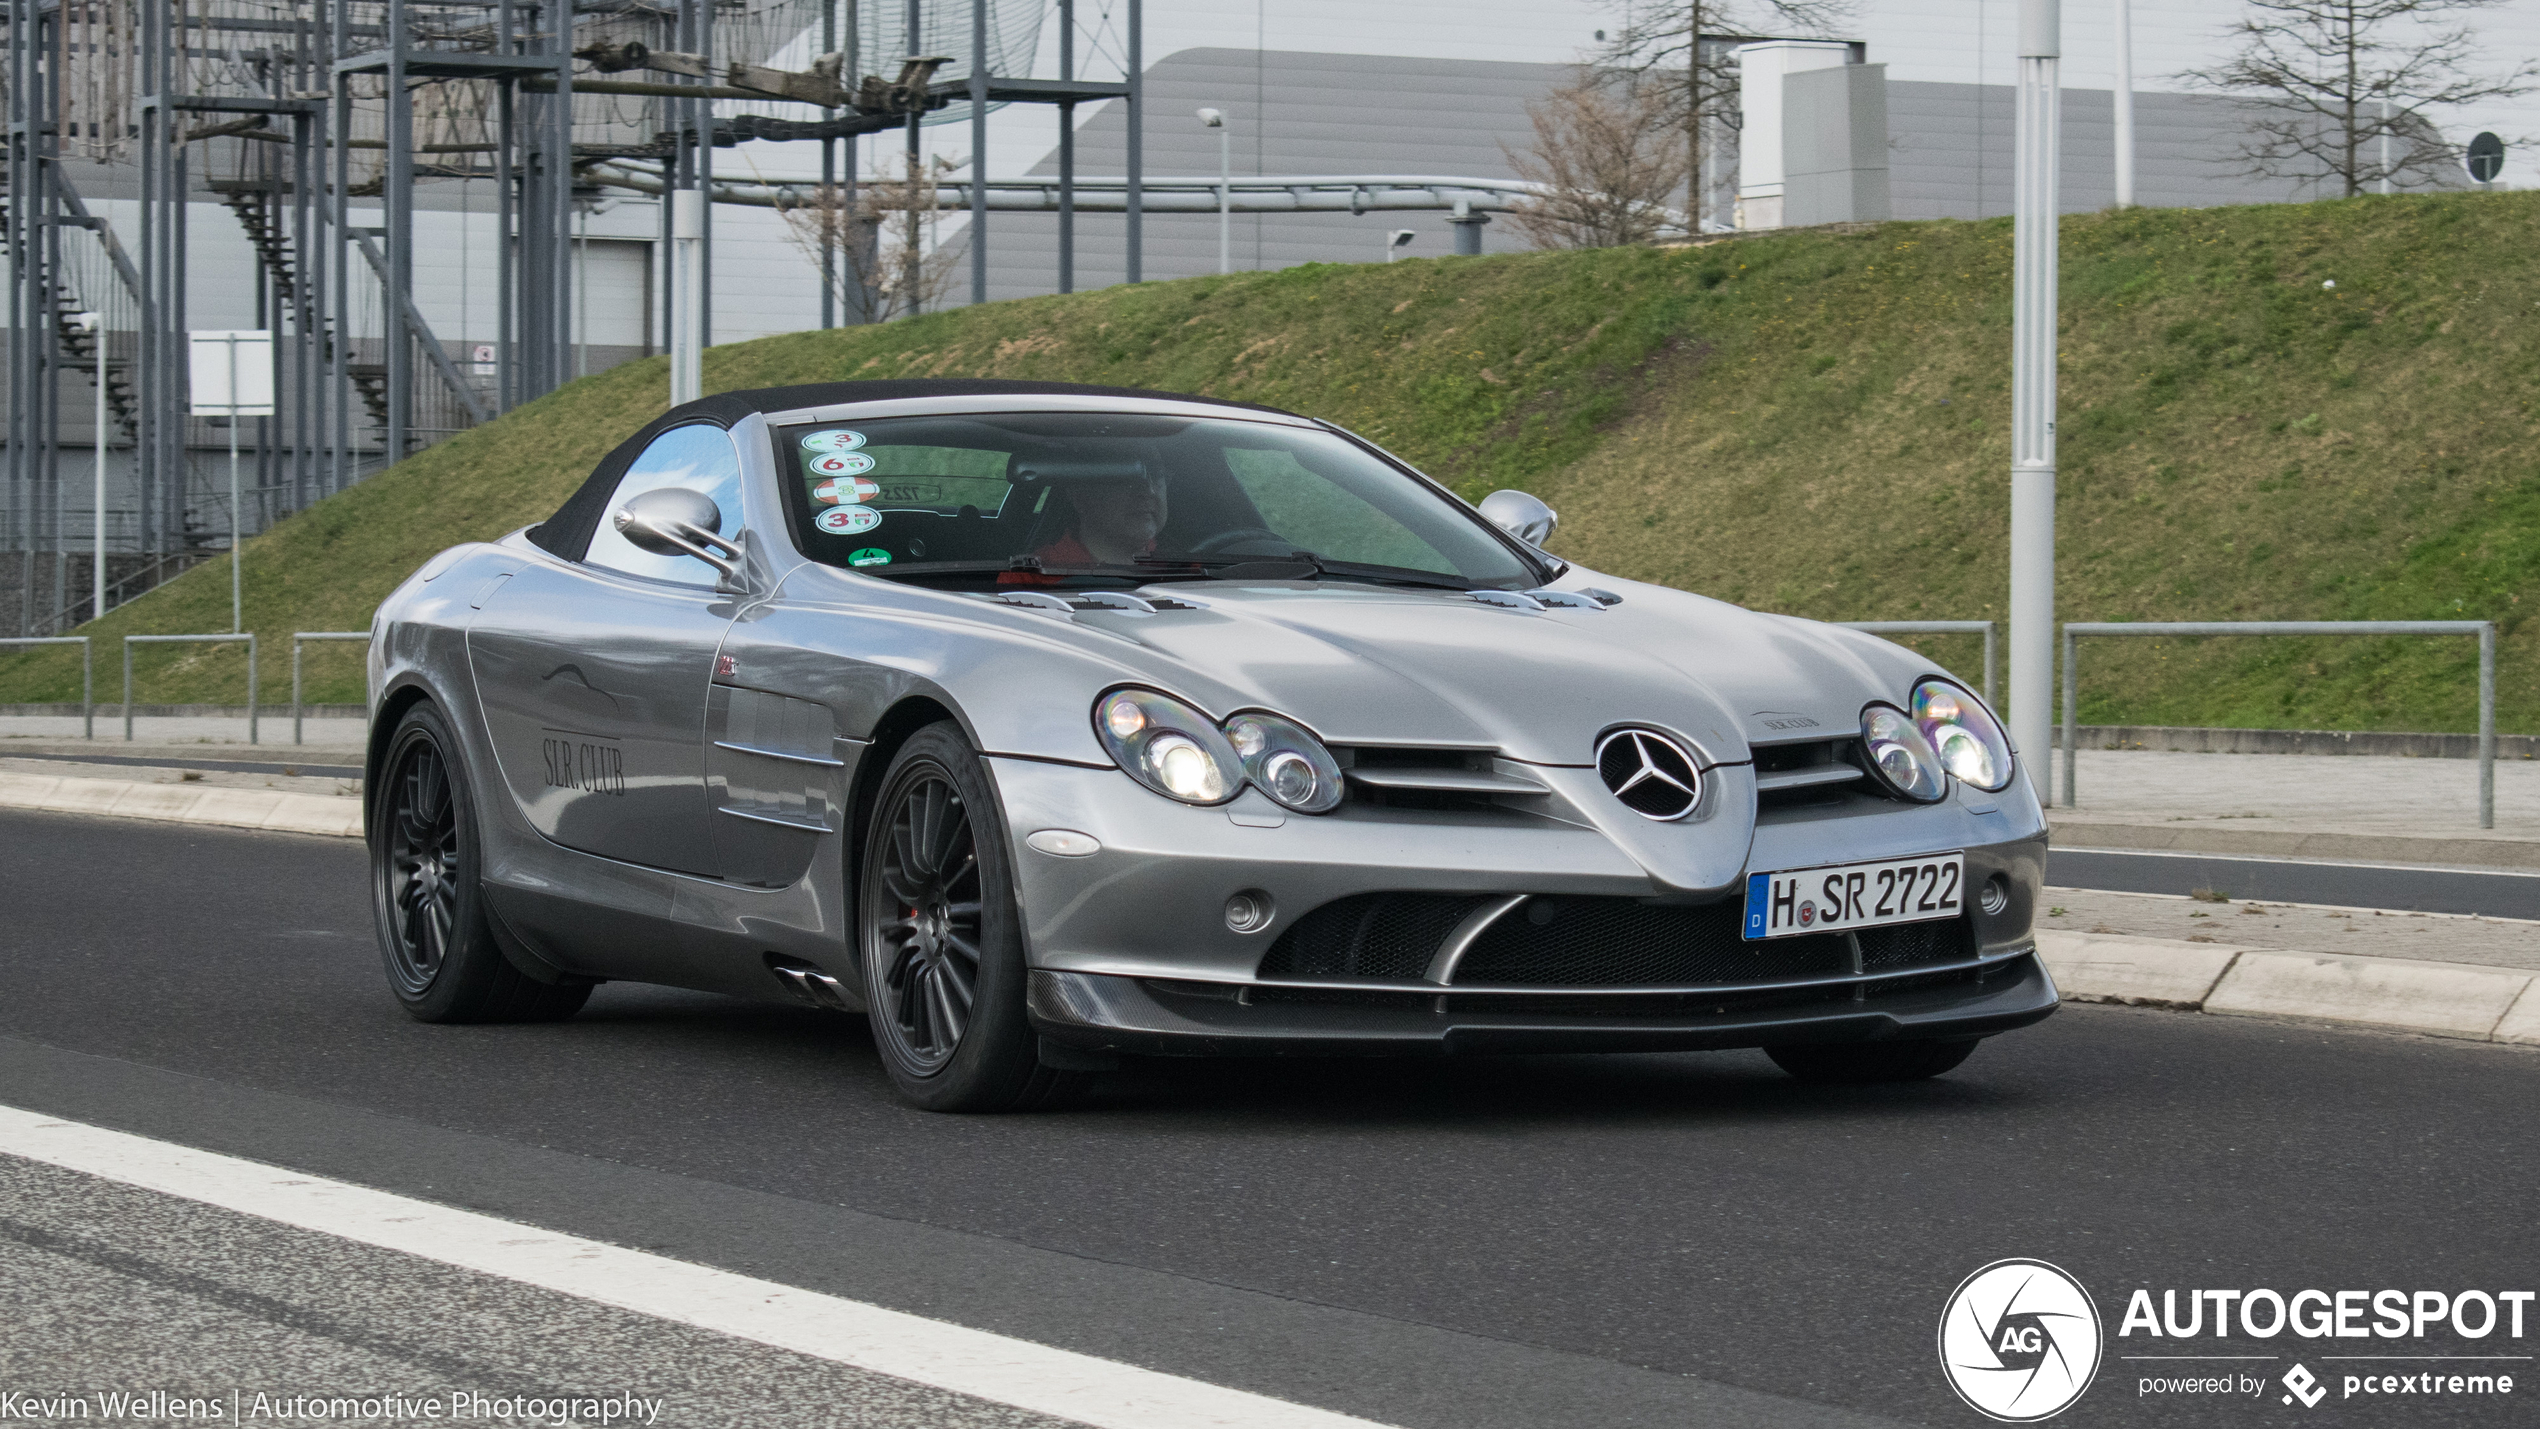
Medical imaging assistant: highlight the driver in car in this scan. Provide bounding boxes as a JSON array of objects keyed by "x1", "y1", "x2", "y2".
[{"x1": 1001, "y1": 470, "x2": 1168, "y2": 583}]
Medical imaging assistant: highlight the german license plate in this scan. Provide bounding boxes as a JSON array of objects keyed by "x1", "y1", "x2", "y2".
[{"x1": 1741, "y1": 853, "x2": 1965, "y2": 940}]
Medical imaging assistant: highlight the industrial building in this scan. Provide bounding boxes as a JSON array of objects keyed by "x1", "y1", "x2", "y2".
[{"x1": 4, "y1": 0, "x2": 2531, "y2": 638}]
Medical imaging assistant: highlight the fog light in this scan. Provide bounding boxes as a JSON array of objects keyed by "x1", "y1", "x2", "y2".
[
  {"x1": 1225, "y1": 890, "x2": 1274, "y2": 933},
  {"x1": 1025, "y1": 829, "x2": 1101, "y2": 857},
  {"x1": 1978, "y1": 874, "x2": 2010, "y2": 916}
]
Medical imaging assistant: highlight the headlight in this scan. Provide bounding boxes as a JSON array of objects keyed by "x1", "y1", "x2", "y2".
[
  {"x1": 1093, "y1": 689, "x2": 1243, "y2": 805},
  {"x1": 1912, "y1": 679, "x2": 2015, "y2": 792},
  {"x1": 1860, "y1": 703, "x2": 1947, "y2": 802},
  {"x1": 1223, "y1": 712, "x2": 1345, "y2": 813}
]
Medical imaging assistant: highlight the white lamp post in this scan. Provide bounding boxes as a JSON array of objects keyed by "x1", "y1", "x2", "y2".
[
  {"x1": 1197, "y1": 107, "x2": 1230, "y2": 274},
  {"x1": 2113, "y1": 0, "x2": 2134, "y2": 207},
  {"x1": 1386, "y1": 229, "x2": 1415, "y2": 262},
  {"x1": 2008, "y1": 0, "x2": 2061, "y2": 797}
]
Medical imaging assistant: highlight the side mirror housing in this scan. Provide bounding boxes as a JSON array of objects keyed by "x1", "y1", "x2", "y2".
[
  {"x1": 1479, "y1": 489, "x2": 1558, "y2": 547},
  {"x1": 614, "y1": 487, "x2": 742, "y2": 580}
]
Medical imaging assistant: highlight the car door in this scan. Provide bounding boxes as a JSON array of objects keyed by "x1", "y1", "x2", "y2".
[{"x1": 468, "y1": 423, "x2": 744, "y2": 877}]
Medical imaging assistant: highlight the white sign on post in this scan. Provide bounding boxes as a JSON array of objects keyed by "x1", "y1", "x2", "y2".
[
  {"x1": 189, "y1": 330, "x2": 274, "y2": 636},
  {"x1": 188, "y1": 330, "x2": 275, "y2": 415}
]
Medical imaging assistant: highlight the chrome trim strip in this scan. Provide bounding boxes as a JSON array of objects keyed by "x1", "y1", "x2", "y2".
[
  {"x1": 713, "y1": 739, "x2": 846, "y2": 768},
  {"x1": 1217, "y1": 945, "x2": 2035, "y2": 999},
  {"x1": 1423, "y1": 894, "x2": 1532, "y2": 985},
  {"x1": 1754, "y1": 765, "x2": 1864, "y2": 792},
  {"x1": 1347, "y1": 767, "x2": 1546, "y2": 795},
  {"x1": 716, "y1": 804, "x2": 833, "y2": 832}
]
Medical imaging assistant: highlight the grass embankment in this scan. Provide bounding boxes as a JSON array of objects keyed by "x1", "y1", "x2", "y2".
[{"x1": 5, "y1": 190, "x2": 2535, "y2": 733}]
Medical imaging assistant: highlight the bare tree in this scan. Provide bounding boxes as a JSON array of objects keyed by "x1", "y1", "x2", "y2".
[
  {"x1": 1596, "y1": 0, "x2": 1855, "y2": 232},
  {"x1": 775, "y1": 153, "x2": 967, "y2": 322},
  {"x1": 2182, "y1": 0, "x2": 2534, "y2": 196},
  {"x1": 1502, "y1": 71, "x2": 1693, "y2": 248}
]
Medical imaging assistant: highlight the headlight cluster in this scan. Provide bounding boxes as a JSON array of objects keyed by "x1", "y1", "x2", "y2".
[
  {"x1": 1858, "y1": 679, "x2": 2015, "y2": 802},
  {"x1": 1095, "y1": 689, "x2": 1344, "y2": 813},
  {"x1": 1912, "y1": 679, "x2": 2015, "y2": 791}
]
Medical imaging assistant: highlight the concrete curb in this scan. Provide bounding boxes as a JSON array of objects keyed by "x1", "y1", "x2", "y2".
[
  {"x1": 2038, "y1": 930, "x2": 2539, "y2": 1046},
  {"x1": 0, "y1": 771, "x2": 363, "y2": 840},
  {"x1": 2046, "y1": 816, "x2": 2540, "y2": 870}
]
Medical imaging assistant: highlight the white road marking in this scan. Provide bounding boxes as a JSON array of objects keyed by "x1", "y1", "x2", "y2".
[{"x1": 0, "y1": 1103, "x2": 1393, "y2": 1429}]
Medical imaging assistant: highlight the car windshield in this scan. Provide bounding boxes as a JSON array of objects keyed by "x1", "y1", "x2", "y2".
[{"x1": 768, "y1": 411, "x2": 1540, "y2": 589}]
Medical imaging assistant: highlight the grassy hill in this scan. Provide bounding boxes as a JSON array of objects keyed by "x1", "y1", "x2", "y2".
[{"x1": 6, "y1": 189, "x2": 2536, "y2": 735}]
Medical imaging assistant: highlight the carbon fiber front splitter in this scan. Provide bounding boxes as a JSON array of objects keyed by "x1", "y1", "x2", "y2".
[{"x1": 1028, "y1": 953, "x2": 2060, "y2": 1058}]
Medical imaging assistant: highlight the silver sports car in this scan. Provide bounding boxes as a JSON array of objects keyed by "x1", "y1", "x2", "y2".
[{"x1": 366, "y1": 379, "x2": 2055, "y2": 1110}]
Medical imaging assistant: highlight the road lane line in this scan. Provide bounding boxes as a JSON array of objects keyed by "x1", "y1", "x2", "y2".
[{"x1": 0, "y1": 1103, "x2": 1394, "y2": 1429}]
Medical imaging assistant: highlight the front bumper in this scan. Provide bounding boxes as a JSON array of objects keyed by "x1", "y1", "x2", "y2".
[
  {"x1": 992, "y1": 753, "x2": 2057, "y2": 1057},
  {"x1": 1030, "y1": 951, "x2": 2060, "y2": 1057}
]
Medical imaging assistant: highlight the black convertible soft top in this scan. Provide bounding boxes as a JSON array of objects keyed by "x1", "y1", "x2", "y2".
[{"x1": 530, "y1": 378, "x2": 1297, "y2": 562}]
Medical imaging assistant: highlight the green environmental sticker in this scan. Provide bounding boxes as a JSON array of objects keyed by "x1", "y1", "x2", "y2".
[{"x1": 848, "y1": 547, "x2": 892, "y2": 567}]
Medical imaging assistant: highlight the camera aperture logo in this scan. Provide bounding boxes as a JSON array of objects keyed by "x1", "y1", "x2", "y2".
[{"x1": 1939, "y1": 1259, "x2": 2104, "y2": 1422}]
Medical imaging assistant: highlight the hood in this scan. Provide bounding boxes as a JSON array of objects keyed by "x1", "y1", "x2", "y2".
[{"x1": 1073, "y1": 575, "x2": 1937, "y2": 767}]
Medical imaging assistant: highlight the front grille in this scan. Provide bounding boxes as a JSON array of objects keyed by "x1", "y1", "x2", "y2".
[
  {"x1": 1256, "y1": 892, "x2": 1977, "y2": 989},
  {"x1": 1455, "y1": 898, "x2": 1853, "y2": 985},
  {"x1": 1255, "y1": 892, "x2": 1488, "y2": 980}
]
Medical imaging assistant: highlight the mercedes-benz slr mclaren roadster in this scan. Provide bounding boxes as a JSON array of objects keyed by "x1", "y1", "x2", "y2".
[{"x1": 366, "y1": 378, "x2": 2056, "y2": 1110}]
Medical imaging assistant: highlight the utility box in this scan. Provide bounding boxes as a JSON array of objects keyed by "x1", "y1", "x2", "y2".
[
  {"x1": 1784, "y1": 62, "x2": 1891, "y2": 227},
  {"x1": 1735, "y1": 41, "x2": 1889, "y2": 230}
]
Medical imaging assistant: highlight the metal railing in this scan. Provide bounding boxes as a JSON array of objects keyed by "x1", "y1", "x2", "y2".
[
  {"x1": 0, "y1": 638, "x2": 94, "y2": 739},
  {"x1": 292, "y1": 632, "x2": 372, "y2": 744},
  {"x1": 2061, "y1": 621, "x2": 2498, "y2": 828},
  {"x1": 124, "y1": 634, "x2": 258, "y2": 745},
  {"x1": 1836, "y1": 621, "x2": 1998, "y2": 707}
]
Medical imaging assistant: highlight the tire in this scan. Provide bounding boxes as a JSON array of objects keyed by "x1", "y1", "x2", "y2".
[
  {"x1": 858, "y1": 722, "x2": 1082, "y2": 1112},
  {"x1": 1766, "y1": 1038, "x2": 1980, "y2": 1084},
  {"x1": 371, "y1": 703, "x2": 592, "y2": 1024}
]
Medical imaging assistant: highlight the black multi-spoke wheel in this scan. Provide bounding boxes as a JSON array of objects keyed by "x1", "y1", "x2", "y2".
[
  {"x1": 369, "y1": 703, "x2": 591, "y2": 1024},
  {"x1": 871, "y1": 773, "x2": 983, "y2": 1072},
  {"x1": 858, "y1": 723, "x2": 1084, "y2": 1112},
  {"x1": 384, "y1": 737, "x2": 461, "y2": 997}
]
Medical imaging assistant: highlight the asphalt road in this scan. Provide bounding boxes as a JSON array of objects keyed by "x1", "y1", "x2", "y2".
[
  {"x1": 1, "y1": 808, "x2": 2533, "y2": 1428},
  {"x1": 2047, "y1": 848, "x2": 2540, "y2": 920}
]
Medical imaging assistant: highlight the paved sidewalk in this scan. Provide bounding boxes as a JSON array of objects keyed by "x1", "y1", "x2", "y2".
[
  {"x1": 2040, "y1": 887, "x2": 2539, "y2": 971},
  {"x1": 2048, "y1": 747, "x2": 2540, "y2": 866}
]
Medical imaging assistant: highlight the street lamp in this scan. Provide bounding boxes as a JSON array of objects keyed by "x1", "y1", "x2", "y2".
[
  {"x1": 1196, "y1": 107, "x2": 1229, "y2": 274},
  {"x1": 1386, "y1": 229, "x2": 1416, "y2": 262}
]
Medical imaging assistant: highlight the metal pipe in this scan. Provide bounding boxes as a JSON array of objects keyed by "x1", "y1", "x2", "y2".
[
  {"x1": 2058, "y1": 621, "x2": 2498, "y2": 828},
  {"x1": 2008, "y1": 0, "x2": 2061, "y2": 804},
  {"x1": 292, "y1": 631, "x2": 371, "y2": 744},
  {"x1": 0, "y1": 638, "x2": 91, "y2": 737},
  {"x1": 2480, "y1": 622, "x2": 2497, "y2": 828}
]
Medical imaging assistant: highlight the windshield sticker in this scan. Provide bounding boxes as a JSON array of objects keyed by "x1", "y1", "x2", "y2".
[
  {"x1": 807, "y1": 451, "x2": 876, "y2": 478},
  {"x1": 801, "y1": 429, "x2": 867, "y2": 453},
  {"x1": 812, "y1": 475, "x2": 881, "y2": 506},
  {"x1": 815, "y1": 506, "x2": 883, "y2": 536},
  {"x1": 848, "y1": 547, "x2": 892, "y2": 567}
]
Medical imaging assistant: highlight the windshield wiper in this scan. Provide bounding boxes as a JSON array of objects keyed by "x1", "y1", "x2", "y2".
[
  {"x1": 1141, "y1": 549, "x2": 1482, "y2": 592},
  {"x1": 859, "y1": 557, "x2": 1216, "y2": 584}
]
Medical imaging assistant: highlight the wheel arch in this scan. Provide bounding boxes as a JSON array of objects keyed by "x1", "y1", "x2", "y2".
[{"x1": 365, "y1": 674, "x2": 443, "y2": 837}]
